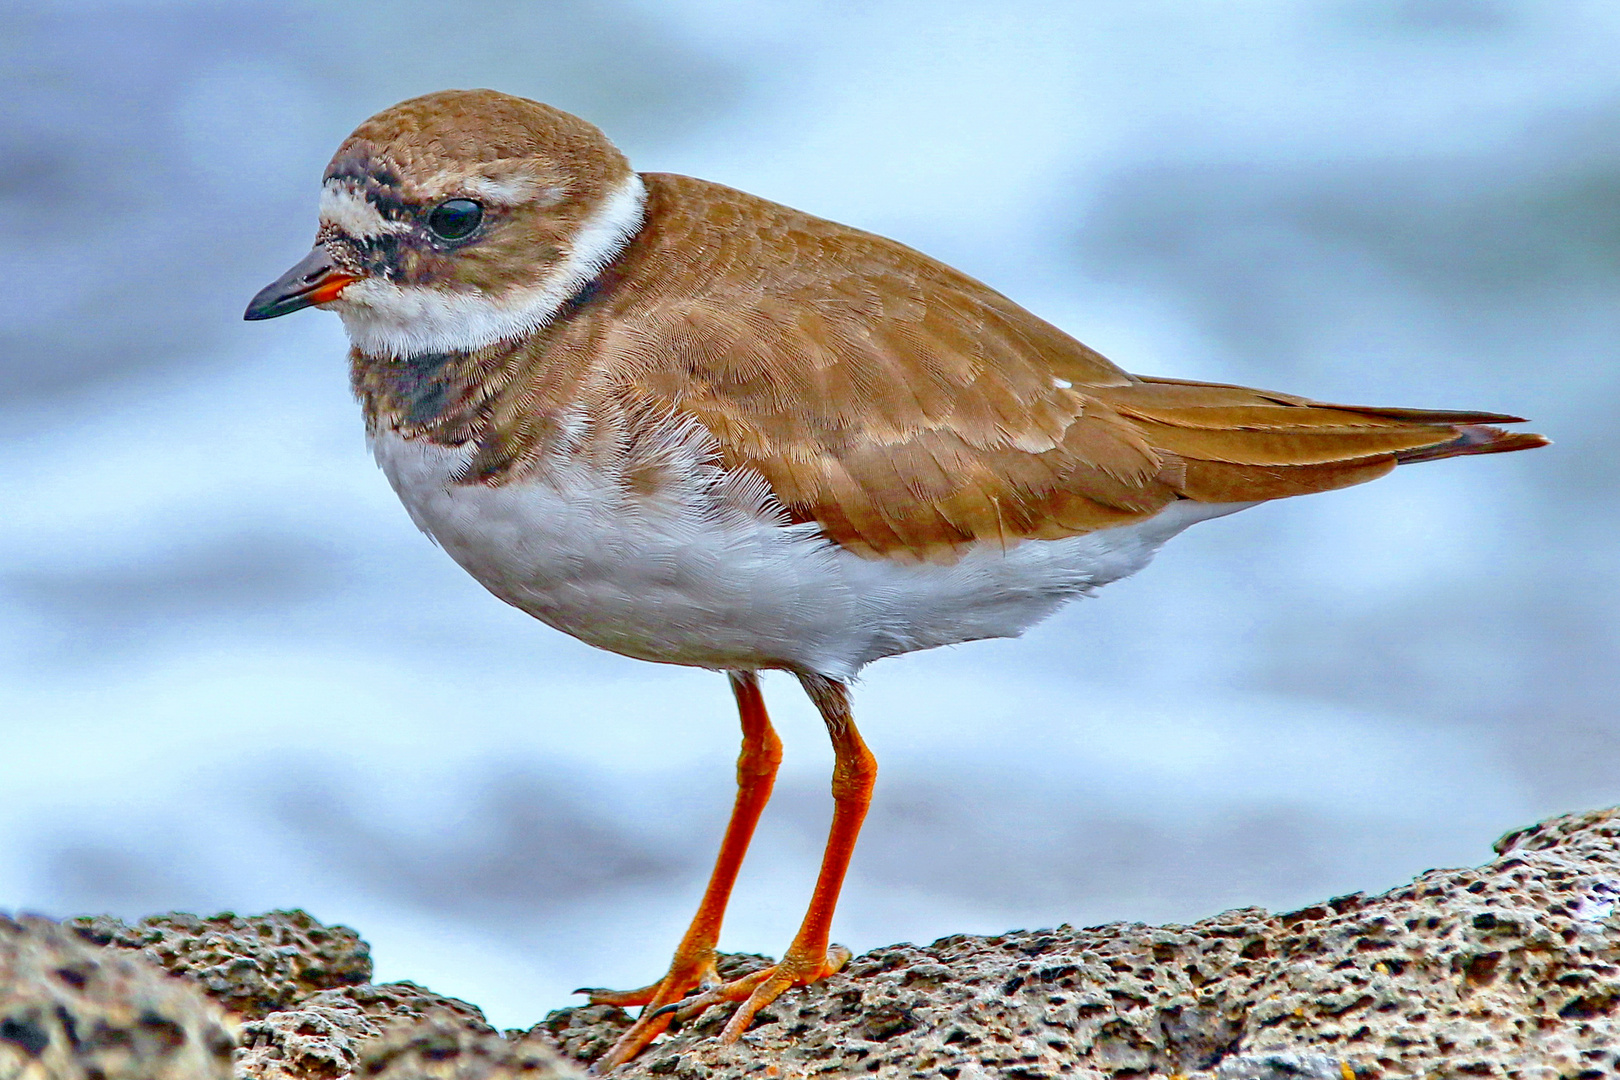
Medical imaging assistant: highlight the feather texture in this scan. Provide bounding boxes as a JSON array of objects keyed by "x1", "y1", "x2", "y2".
[{"x1": 351, "y1": 170, "x2": 1547, "y2": 565}]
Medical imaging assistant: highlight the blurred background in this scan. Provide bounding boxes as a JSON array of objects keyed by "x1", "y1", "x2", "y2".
[{"x1": 3, "y1": 0, "x2": 1616, "y2": 1028}]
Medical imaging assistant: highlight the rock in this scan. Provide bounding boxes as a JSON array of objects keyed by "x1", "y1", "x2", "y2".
[
  {"x1": 359, "y1": 1018, "x2": 584, "y2": 1079},
  {"x1": 60, "y1": 908, "x2": 491, "y2": 1080},
  {"x1": 0, "y1": 912, "x2": 237, "y2": 1080},
  {"x1": 1213, "y1": 1052, "x2": 1348, "y2": 1080},
  {"x1": 532, "y1": 807, "x2": 1620, "y2": 1078},
  {"x1": 17, "y1": 807, "x2": 1620, "y2": 1079},
  {"x1": 69, "y1": 910, "x2": 372, "y2": 1020},
  {"x1": 539, "y1": 1002, "x2": 635, "y2": 1067},
  {"x1": 235, "y1": 980, "x2": 493, "y2": 1080}
]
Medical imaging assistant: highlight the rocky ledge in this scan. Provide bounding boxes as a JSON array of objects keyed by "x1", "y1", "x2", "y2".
[{"x1": 3, "y1": 808, "x2": 1617, "y2": 1080}]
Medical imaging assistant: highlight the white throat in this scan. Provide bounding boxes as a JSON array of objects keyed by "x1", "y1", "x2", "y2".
[{"x1": 334, "y1": 171, "x2": 647, "y2": 358}]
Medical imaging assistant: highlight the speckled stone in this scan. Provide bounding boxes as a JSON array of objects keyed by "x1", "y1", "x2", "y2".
[
  {"x1": 530, "y1": 807, "x2": 1620, "y2": 1079},
  {"x1": 29, "y1": 807, "x2": 1620, "y2": 1079},
  {"x1": 70, "y1": 910, "x2": 372, "y2": 1019},
  {"x1": 358, "y1": 1018, "x2": 583, "y2": 1080},
  {"x1": 235, "y1": 980, "x2": 493, "y2": 1080},
  {"x1": 61, "y1": 908, "x2": 489, "y2": 1080},
  {"x1": 0, "y1": 912, "x2": 237, "y2": 1080}
]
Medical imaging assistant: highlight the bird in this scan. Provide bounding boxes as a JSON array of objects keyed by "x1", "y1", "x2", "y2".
[{"x1": 245, "y1": 89, "x2": 1547, "y2": 1070}]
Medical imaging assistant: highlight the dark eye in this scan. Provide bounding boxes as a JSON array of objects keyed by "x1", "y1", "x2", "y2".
[{"x1": 427, "y1": 199, "x2": 483, "y2": 241}]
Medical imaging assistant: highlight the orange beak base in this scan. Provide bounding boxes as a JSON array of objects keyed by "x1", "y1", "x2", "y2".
[{"x1": 244, "y1": 247, "x2": 361, "y2": 321}]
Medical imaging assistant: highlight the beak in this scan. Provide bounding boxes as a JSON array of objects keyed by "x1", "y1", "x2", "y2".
[{"x1": 244, "y1": 247, "x2": 361, "y2": 321}]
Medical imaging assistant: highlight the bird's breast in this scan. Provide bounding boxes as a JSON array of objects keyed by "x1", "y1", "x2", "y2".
[
  {"x1": 368, "y1": 426, "x2": 868, "y2": 671},
  {"x1": 367, "y1": 428, "x2": 1248, "y2": 677}
]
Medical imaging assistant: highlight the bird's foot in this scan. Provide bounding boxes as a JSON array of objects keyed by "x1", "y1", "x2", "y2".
[
  {"x1": 581, "y1": 949, "x2": 724, "y2": 1072},
  {"x1": 660, "y1": 944, "x2": 850, "y2": 1042},
  {"x1": 586, "y1": 945, "x2": 850, "y2": 1072}
]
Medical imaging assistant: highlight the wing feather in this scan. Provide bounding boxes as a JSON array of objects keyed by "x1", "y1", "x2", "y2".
[{"x1": 582, "y1": 175, "x2": 1545, "y2": 561}]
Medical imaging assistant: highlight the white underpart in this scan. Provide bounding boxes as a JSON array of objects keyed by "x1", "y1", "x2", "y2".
[
  {"x1": 331, "y1": 171, "x2": 647, "y2": 358},
  {"x1": 370, "y1": 428, "x2": 1255, "y2": 679}
]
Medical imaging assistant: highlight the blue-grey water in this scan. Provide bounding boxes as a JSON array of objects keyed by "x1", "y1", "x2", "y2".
[{"x1": 3, "y1": 0, "x2": 1615, "y2": 1028}]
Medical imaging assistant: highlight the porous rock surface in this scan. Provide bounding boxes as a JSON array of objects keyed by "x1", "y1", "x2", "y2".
[
  {"x1": 72, "y1": 910, "x2": 494, "y2": 1080},
  {"x1": 360, "y1": 1018, "x2": 582, "y2": 1080},
  {"x1": 0, "y1": 913, "x2": 237, "y2": 1080},
  {"x1": 69, "y1": 910, "x2": 373, "y2": 1019},
  {"x1": 9, "y1": 807, "x2": 1619, "y2": 1079},
  {"x1": 231, "y1": 979, "x2": 494, "y2": 1080},
  {"x1": 536, "y1": 807, "x2": 1620, "y2": 1079}
]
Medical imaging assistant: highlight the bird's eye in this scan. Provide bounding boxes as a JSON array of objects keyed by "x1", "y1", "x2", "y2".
[{"x1": 427, "y1": 199, "x2": 483, "y2": 241}]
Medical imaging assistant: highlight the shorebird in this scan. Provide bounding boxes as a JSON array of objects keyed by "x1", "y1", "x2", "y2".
[{"x1": 245, "y1": 90, "x2": 1546, "y2": 1069}]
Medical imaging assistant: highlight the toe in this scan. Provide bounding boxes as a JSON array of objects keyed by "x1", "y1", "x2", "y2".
[
  {"x1": 715, "y1": 945, "x2": 850, "y2": 1044},
  {"x1": 594, "y1": 1012, "x2": 673, "y2": 1074},
  {"x1": 593, "y1": 947, "x2": 849, "y2": 1066},
  {"x1": 668, "y1": 966, "x2": 774, "y2": 1023},
  {"x1": 582, "y1": 982, "x2": 663, "y2": 1008},
  {"x1": 717, "y1": 970, "x2": 794, "y2": 1043},
  {"x1": 585, "y1": 954, "x2": 724, "y2": 1070}
]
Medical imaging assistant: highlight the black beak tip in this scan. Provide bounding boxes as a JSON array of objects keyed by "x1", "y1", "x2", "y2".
[
  {"x1": 243, "y1": 280, "x2": 313, "y2": 322},
  {"x1": 244, "y1": 247, "x2": 347, "y2": 322}
]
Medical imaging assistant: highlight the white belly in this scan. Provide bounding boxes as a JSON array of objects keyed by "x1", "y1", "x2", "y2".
[{"x1": 371, "y1": 430, "x2": 1250, "y2": 679}]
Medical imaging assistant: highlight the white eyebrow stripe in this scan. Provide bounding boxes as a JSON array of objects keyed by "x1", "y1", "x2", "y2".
[
  {"x1": 319, "y1": 183, "x2": 411, "y2": 240},
  {"x1": 463, "y1": 174, "x2": 539, "y2": 204},
  {"x1": 336, "y1": 171, "x2": 648, "y2": 358},
  {"x1": 446, "y1": 171, "x2": 563, "y2": 208}
]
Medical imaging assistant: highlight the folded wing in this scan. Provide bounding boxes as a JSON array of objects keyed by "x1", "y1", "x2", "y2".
[{"x1": 605, "y1": 178, "x2": 1545, "y2": 562}]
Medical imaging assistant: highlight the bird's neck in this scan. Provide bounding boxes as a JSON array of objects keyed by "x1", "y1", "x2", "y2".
[{"x1": 348, "y1": 279, "x2": 608, "y2": 484}]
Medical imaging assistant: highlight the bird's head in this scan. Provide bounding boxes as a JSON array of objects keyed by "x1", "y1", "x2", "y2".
[{"x1": 244, "y1": 89, "x2": 644, "y2": 358}]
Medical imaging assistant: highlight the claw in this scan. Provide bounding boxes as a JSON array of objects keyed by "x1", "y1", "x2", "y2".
[{"x1": 583, "y1": 981, "x2": 667, "y2": 1009}]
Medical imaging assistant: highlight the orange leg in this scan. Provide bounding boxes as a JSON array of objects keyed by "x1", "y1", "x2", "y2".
[
  {"x1": 653, "y1": 673, "x2": 877, "y2": 1046},
  {"x1": 588, "y1": 671, "x2": 783, "y2": 1072}
]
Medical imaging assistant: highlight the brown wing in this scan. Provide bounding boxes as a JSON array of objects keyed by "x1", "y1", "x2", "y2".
[
  {"x1": 1086, "y1": 377, "x2": 1548, "y2": 502},
  {"x1": 604, "y1": 175, "x2": 1546, "y2": 562}
]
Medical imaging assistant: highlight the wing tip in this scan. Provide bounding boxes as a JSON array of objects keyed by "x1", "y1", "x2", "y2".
[{"x1": 1394, "y1": 425, "x2": 1550, "y2": 465}]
